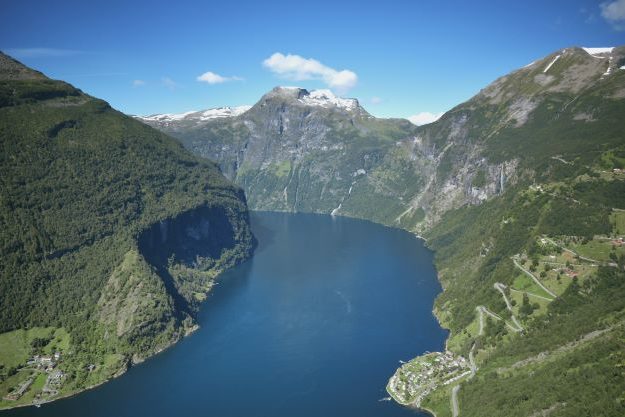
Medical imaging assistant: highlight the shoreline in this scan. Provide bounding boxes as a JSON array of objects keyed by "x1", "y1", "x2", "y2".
[
  {"x1": 386, "y1": 377, "x2": 438, "y2": 417},
  {"x1": 2, "y1": 211, "x2": 449, "y2": 414},
  {"x1": 0, "y1": 260, "x2": 233, "y2": 413},
  {"x1": 299, "y1": 211, "x2": 451, "y2": 416},
  {"x1": 0, "y1": 323, "x2": 202, "y2": 413}
]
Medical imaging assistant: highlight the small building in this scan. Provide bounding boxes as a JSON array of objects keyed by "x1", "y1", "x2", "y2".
[{"x1": 565, "y1": 269, "x2": 578, "y2": 278}]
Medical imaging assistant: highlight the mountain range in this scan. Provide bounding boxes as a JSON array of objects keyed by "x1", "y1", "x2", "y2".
[{"x1": 138, "y1": 45, "x2": 625, "y2": 416}]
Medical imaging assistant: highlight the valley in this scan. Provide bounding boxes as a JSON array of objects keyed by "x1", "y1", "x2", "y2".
[
  {"x1": 1, "y1": 38, "x2": 624, "y2": 417},
  {"x1": 138, "y1": 45, "x2": 625, "y2": 416}
]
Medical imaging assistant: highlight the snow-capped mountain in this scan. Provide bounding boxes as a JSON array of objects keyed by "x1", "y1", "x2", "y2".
[
  {"x1": 257, "y1": 86, "x2": 364, "y2": 113},
  {"x1": 135, "y1": 105, "x2": 252, "y2": 127}
]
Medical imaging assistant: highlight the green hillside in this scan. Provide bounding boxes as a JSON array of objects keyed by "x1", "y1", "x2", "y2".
[
  {"x1": 0, "y1": 52, "x2": 254, "y2": 408},
  {"x1": 391, "y1": 47, "x2": 625, "y2": 416}
]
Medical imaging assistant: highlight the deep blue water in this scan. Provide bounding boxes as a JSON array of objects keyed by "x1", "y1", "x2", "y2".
[{"x1": 6, "y1": 212, "x2": 447, "y2": 417}]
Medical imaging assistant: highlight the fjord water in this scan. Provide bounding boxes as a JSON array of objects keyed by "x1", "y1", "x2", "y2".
[{"x1": 9, "y1": 212, "x2": 446, "y2": 417}]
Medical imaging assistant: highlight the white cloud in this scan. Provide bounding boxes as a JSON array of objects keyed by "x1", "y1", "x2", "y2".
[
  {"x1": 601, "y1": 0, "x2": 625, "y2": 30},
  {"x1": 132, "y1": 79, "x2": 146, "y2": 87},
  {"x1": 370, "y1": 97, "x2": 383, "y2": 104},
  {"x1": 4, "y1": 48, "x2": 83, "y2": 58},
  {"x1": 161, "y1": 77, "x2": 179, "y2": 91},
  {"x1": 262, "y1": 52, "x2": 358, "y2": 92},
  {"x1": 408, "y1": 112, "x2": 443, "y2": 126},
  {"x1": 196, "y1": 71, "x2": 243, "y2": 84}
]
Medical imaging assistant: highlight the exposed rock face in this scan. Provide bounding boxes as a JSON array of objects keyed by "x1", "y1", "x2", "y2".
[
  {"x1": 139, "y1": 205, "x2": 238, "y2": 268},
  {"x1": 97, "y1": 250, "x2": 177, "y2": 339},
  {"x1": 138, "y1": 86, "x2": 517, "y2": 231},
  {"x1": 137, "y1": 46, "x2": 625, "y2": 233}
]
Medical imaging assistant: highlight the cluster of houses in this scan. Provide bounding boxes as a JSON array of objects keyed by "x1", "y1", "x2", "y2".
[
  {"x1": 26, "y1": 352, "x2": 61, "y2": 372},
  {"x1": 3, "y1": 352, "x2": 64, "y2": 402},
  {"x1": 388, "y1": 351, "x2": 470, "y2": 406},
  {"x1": 39, "y1": 369, "x2": 64, "y2": 398},
  {"x1": 612, "y1": 237, "x2": 624, "y2": 247}
]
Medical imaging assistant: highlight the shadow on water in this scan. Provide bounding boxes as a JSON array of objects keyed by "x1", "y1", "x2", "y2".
[{"x1": 248, "y1": 211, "x2": 277, "y2": 254}]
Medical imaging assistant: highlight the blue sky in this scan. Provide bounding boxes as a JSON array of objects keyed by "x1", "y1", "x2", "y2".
[{"x1": 2, "y1": 0, "x2": 625, "y2": 122}]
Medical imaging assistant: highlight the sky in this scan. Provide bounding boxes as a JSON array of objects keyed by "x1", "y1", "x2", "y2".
[{"x1": 2, "y1": 0, "x2": 625, "y2": 123}]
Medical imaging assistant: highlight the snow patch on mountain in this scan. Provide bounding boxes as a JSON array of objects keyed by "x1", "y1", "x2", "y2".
[
  {"x1": 582, "y1": 47, "x2": 614, "y2": 57},
  {"x1": 543, "y1": 55, "x2": 561, "y2": 73},
  {"x1": 299, "y1": 89, "x2": 358, "y2": 110},
  {"x1": 138, "y1": 106, "x2": 251, "y2": 123},
  {"x1": 198, "y1": 106, "x2": 252, "y2": 120},
  {"x1": 140, "y1": 111, "x2": 197, "y2": 122}
]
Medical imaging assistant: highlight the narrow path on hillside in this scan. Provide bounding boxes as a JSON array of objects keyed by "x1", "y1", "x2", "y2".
[
  {"x1": 476, "y1": 306, "x2": 485, "y2": 336},
  {"x1": 395, "y1": 205, "x2": 414, "y2": 224},
  {"x1": 476, "y1": 305, "x2": 522, "y2": 333},
  {"x1": 468, "y1": 343, "x2": 477, "y2": 378},
  {"x1": 497, "y1": 325, "x2": 617, "y2": 374},
  {"x1": 512, "y1": 258, "x2": 558, "y2": 298},
  {"x1": 509, "y1": 287, "x2": 554, "y2": 302},
  {"x1": 494, "y1": 282, "x2": 524, "y2": 331},
  {"x1": 542, "y1": 236, "x2": 600, "y2": 264},
  {"x1": 450, "y1": 343, "x2": 478, "y2": 417},
  {"x1": 451, "y1": 385, "x2": 460, "y2": 417}
]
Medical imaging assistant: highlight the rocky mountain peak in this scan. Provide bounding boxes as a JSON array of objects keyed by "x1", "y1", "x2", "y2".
[
  {"x1": 474, "y1": 43, "x2": 625, "y2": 124},
  {"x1": 258, "y1": 86, "x2": 362, "y2": 112}
]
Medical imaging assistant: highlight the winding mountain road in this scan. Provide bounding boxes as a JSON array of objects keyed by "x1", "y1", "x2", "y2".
[
  {"x1": 512, "y1": 258, "x2": 558, "y2": 298},
  {"x1": 477, "y1": 305, "x2": 522, "y2": 333},
  {"x1": 509, "y1": 287, "x2": 554, "y2": 302},
  {"x1": 494, "y1": 282, "x2": 524, "y2": 331}
]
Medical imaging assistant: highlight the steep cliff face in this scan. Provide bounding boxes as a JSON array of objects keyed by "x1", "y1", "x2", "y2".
[
  {"x1": 97, "y1": 250, "x2": 178, "y2": 344},
  {"x1": 139, "y1": 86, "x2": 518, "y2": 231},
  {"x1": 97, "y1": 203, "x2": 254, "y2": 361},
  {"x1": 138, "y1": 203, "x2": 254, "y2": 306},
  {"x1": 139, "y1": 205, "x2": 237, "y2": 269},
  {"x1": 150, "y1": 87, "x2": 419, "y2": 219}
]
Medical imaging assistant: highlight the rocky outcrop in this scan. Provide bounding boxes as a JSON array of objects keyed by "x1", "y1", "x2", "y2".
[{"x1": 97, "y1": 203, "x2": 255, "y2": 360}]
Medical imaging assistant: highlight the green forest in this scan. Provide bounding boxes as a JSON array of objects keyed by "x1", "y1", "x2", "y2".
[{"x1": 0, "y1": 53, "x2": 254, "y2": 407}]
